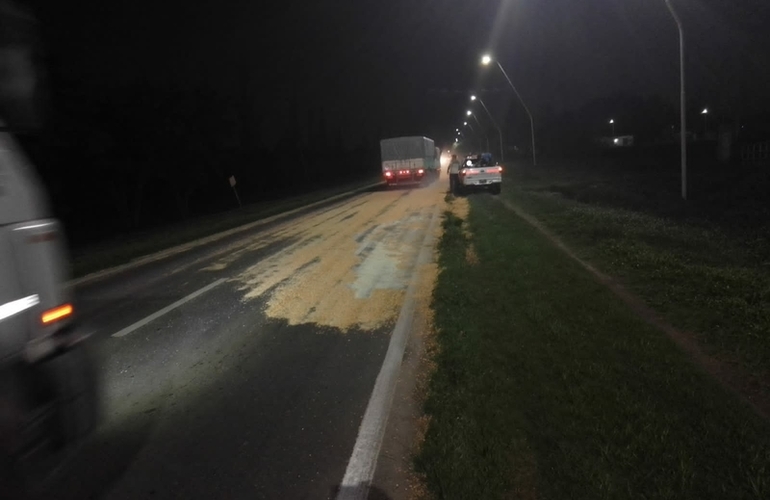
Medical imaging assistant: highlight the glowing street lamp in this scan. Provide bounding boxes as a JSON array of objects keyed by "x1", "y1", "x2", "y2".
[
  {"x1": 701, "y1": 108, "x2": 709, "y2": 136},
  {"x1": 609, "y1": 119, "x2": 615, "y2": 136},
  {"x1": 480, "y1": 53, "x2": 537, "y2": 165}
]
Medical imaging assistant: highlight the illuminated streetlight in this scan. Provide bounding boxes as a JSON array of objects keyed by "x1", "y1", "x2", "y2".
[
  {"x1": 609, "y1": 119, "x2": 615, "y2": 137},
  {"x1": 702, "y1": 108, "x2": 709, "y2": 137},
  {"x1": 466, "y1": 110, "x2": 472, "y2": 116},
  {"x1": 480, "y1": 54, "x2": 537, "y2": 165}
]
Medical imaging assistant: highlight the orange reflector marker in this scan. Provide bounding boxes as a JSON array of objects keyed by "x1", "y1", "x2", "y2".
[{"x1": 41, "y1": 304, "x2": 73, "y2": 324}]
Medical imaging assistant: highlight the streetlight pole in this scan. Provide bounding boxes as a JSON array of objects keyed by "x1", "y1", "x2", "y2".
[
  {"x1": 701, "y1": 108, "x2": 708, "y2": 137},
  {"x1": 609, "y1": 119, "x2": 615, "y2": 137},
  {"x1": 665, "y1": 0, "x2": 687, "y2": 200},
  {"x1": 482, "y1": 55, "x2": 537, "y2": 165},
  {"x1": 469, "y1": 113, "x2": 489, "y2": 152},
  {"x1": 471, "y1": 94, "x2": 504, "y2": 162},
  {"x1": 463, "y1": 122, "x2": 474, "y2": 147}
]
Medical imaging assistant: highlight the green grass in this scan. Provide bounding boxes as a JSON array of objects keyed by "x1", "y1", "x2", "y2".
[
  {"x1": 70, "y1": 176, "x2": 382, "y2": 278},
  {"x1": 502, "y1": 164, "x2": 770, "y2": 376},
  {"x1": 416, "y1": 197, "x2": 770, "y2": 499}
]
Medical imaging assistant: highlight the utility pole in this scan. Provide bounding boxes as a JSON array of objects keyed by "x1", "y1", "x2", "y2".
[
  {"x1": 665, "y1": 0, "x2": 687, "y2": 200},
  {"x1": 471, "y1": 95, "x2": 504, "y2": 162}
]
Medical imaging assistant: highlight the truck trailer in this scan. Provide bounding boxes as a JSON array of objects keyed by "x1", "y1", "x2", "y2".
[{"x1": 380, "y1": 136, "x2": 435, "y2": 187}]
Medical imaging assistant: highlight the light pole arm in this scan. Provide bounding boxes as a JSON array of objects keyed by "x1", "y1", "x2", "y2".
[
  {"x1": 477, "y1": 98, "x2": 504, "y2": 162},
  {"x1": 471, "y1": 114, "x2": 490, "y2": 152},
  {"x1": 496, "y1": 61, "x2": 536, "y2": 165},
  {"x1": 477, "y1": 99, "x2": 498, "y2": 129},
  {"x1": 496, "y1": 62, "x2": 532, "y2": 122}
]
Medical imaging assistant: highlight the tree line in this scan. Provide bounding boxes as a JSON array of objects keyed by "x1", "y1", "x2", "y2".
[{"x1": 20, "y1": 83, "x2": 382, "y2": 247}]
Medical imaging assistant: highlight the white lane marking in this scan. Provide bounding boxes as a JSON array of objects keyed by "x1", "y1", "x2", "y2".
[
  {"x1": 111, "y1": 279, "x2": 226, "y2": 338},
  {"x1": 337, "y1": 206, "x2": 439, "y2": 500},
  {"x1": 0, "y1": 294, "x2": 40, "y2": 322}
]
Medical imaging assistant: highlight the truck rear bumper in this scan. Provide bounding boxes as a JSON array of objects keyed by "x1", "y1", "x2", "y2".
[{"x1": 383, "y1": 171, "x2": 425, "y2": 185}]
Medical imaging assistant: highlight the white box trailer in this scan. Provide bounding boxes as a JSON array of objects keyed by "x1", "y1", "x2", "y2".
[{"x1": 380, "y1": 136, "x2": 435, "y2": 186}]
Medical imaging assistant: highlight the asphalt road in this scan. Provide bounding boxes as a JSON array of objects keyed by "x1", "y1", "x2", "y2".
[{"x1": 34, "y1": 175, "x2": 445, "y2": 500}]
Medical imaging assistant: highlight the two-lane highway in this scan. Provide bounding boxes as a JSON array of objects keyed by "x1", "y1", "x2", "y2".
[{"x1": 35, "y1": 176, "x2": 445, "y2": 499}]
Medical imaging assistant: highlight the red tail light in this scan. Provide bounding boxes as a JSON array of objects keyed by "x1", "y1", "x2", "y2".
[
  {"x1": 418, "y1": 169, "x2": 424, "y2": 174},
  {"x1": 384, "y1": 171, "x2": 393, "y2": 177}
]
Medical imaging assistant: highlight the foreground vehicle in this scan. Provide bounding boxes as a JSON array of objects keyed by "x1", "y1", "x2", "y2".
[
  {"x1": 0, "y1": 1, "x2": 97, "y2": 494},
  {"x1": 0, "y1": 127, "x2": 99, "y2": 495},
  {"x1": 458, "y1": 153, "x2": 502, "y2": 195}
]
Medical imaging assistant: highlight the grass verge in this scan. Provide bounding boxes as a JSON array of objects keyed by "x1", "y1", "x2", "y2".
[
  {"x1": 502, "y1": 163, "x2": 770, "y2": 380},
  {"x1": 70, "y1": 176, "x2": 382, "y2": 278},
  {"x1": 416, "y1": 195, "x2": 770, "y2": 499}
]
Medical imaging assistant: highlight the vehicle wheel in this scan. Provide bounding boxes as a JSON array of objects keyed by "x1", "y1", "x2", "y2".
[{"x1": 490, "y1": 184, "x2": 501, "y2": 195}]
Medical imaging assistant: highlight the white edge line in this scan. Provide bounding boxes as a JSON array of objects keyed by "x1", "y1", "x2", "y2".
[
  {"x1": 69, "y1": 182, "x2": 383, "y2": 288},
  {"x1": 336, "y1": 205, "x2": 440, "y2": 500},
  {"x1": 111, "y1": 278, "x2": 226, "y2": 338}
]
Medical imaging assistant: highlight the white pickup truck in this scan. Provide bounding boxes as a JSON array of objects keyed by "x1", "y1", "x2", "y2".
[{"x1": 458, "y1": 153, "x2": 502, "y2": 195}]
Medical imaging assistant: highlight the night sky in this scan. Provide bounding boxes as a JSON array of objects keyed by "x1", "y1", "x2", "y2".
[{"x1": 29, "y1": 0, "x2": 770, "y2": 146}]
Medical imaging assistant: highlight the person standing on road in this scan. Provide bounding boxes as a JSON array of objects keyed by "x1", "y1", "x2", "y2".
[{"x1": 447, "y1": 154, "x2": 461, "y2": 195}]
